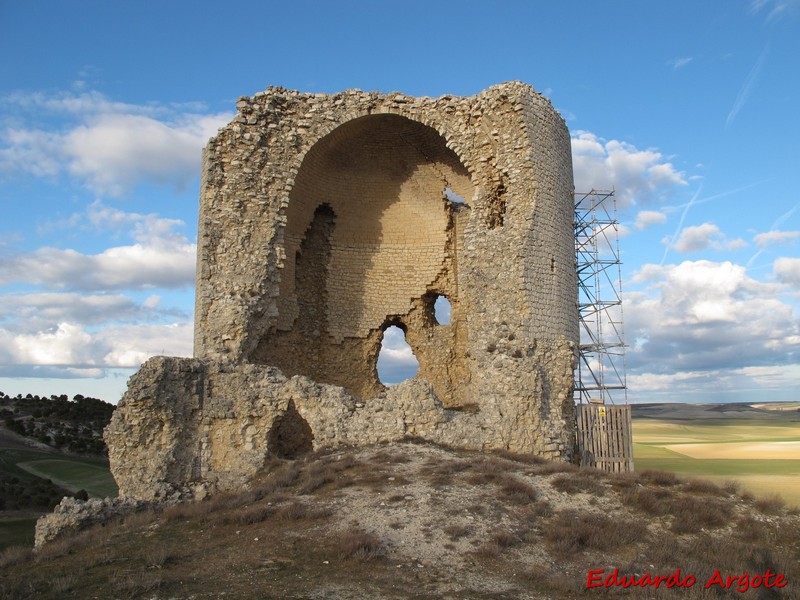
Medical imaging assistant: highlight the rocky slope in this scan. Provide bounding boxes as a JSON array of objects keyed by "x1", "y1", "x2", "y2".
[{"x1": 2, "y1": 441, "x2": 799, "y2": 599}]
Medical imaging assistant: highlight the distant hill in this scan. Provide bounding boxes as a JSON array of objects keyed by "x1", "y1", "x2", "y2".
[
  {"x1": 0, "y1": 392, "x2": 114, "y2": 456},
  {"x1": 632, "y1": 401, "x2": 800, "y2": 421}
]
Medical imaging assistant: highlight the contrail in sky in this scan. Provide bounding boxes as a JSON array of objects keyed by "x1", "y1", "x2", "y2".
[
  {"x1": 747, "y1": 200, "x2": 800, "y2": 267},
  {"x1": 662, "y1": 181, "x2": 764, "y2": 215},
  {"x1": 726, "y1": 42, "x2": 770, "y2": 128},
  {"x1": 661, "y1": 183, "x2": 703, "y2": 265},
  {"x1": 659, "y1": 181, "x2": 762, "y2": 266}
]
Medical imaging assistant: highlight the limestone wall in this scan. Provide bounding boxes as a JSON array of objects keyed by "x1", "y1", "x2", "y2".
[
  {"x1": 194, "y1": 81, "x2": 576, "y2": 404},
  {"x1": 106, "y1": 353, "x2": 575, "y2": 499},
  {"x1": 106, "y1": 82, "x2": 579, "y2": 500}
]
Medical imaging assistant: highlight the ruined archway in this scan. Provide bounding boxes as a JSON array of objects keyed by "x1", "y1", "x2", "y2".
[
  {"x1": 267, "y1": 400, "x2": 314, "y2": 459},
  {"x1": 253, "y1": 113, "x2": 474, "y2": 400}
]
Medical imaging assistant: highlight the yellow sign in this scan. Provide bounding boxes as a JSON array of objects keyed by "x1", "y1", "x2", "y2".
[{"x1": 598, "y1": 406, "x2": 607, "y2": 418}]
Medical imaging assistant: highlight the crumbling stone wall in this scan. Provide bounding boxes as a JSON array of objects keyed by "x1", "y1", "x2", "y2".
[{"x1": 106, "y1": 82, "x2": 579, "y2": 500}]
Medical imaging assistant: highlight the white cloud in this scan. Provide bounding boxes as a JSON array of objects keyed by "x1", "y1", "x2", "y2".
[
  {"x1": 0, "y1": 292, "x2": 166, "y2": 331},
  {"x1": 0, "y1": 321, "x2": 192, "y2": 371},
  {"x1": 634, "y1": 210, "x2": 667, "y2": 230},
  {"x1": 0, "y1": 128, "x2": 62, "y2": 177},
  {"x1": 571, "y1": 131, "x2": 687, "y2": 208},
  {"x1": 627, "y1": 370, "x2": 716, "y2": 393},
  {"x1": 626, "y1": 261, "x2": 800, "y2": 380},
  {"x1": 0, "y1": 243, "x2": 196, "y2": 291},
  {"x1": 666, "y1": 222, "x2": 747, "y2": 253},
  {"x1": 1, "y1": 90, "x2": 151, "y2": 117},
  {"x1": 0, "y1": 323, "x2": 95, "y2": 366},
  {"x1": 668, "y1": 57, "x2": 695, "y2": 70},
  {"x1": 97, "y1": 322, "x2": 193, "y2": 366},
  {"x1": 64, "y1": 113, "x2": 228, "y2": 195},
  {"x1": 774, "y1": 257, "x2": 800, "y2": 286},
  {"x1": 376, "y1": 326, "x2": 420, "y2": 385},
  {"x1": 0, "y1": 202, "x2": 196, "y2": 291},
  {"x1": 0, "y1": 90, "x2": 231, "y2": 196},
  {"x1": 755, "y1": 230, "x2": 800, "y2": 247}
]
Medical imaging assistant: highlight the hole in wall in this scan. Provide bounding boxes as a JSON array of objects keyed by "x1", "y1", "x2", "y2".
[
  {"x1": 443, "y1": 187, "x2": 466, "y2": 204},
  {"x1": 433, "y1": 295, "x2": 451, "y2": 325},
  {"x1": 377, "y1": 325, "x2": 419, "y2": 385},
  {"x1": 267, "y1": 400, "x2": 314, "y2": 459}
]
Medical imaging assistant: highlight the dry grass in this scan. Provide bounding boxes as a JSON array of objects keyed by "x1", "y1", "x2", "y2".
[
  {"x1": 754, "y1": 493, "x2": 786, "y2": 515},
  {"x1": 442, "y1": 524, "x2": 472, "y2": 540},
  {"x1": 545, "y1": 509, "x2": 648, "y2": 557},
  {"x1": 670, "y1": 495, "x2": 734, "y2": 533},
  {"x1": 621, "y1": 487, "x2": 676, "y2": 516},
  {"x1": 337, "y1": 531, "x2": 388, "y2": 561},
  {"x1": 621, "y1": 484, "x2": 733, "y2": 533},
  {"x1": 0, "y1": 545, "x2": 33, "y2": 568},
  {"x1": 223, "y1": 503, "x2": 275, "y2": 525},
  {"x1": 682, "y1": 477, "x2": 726, "y2": 496},
  {"x1": 551, "y1": 470, "x2": 607, "y2": 496},
  {"x1": 638, "y1": 469, "x2": 680, "y2": 486},
  {"x1": 491, "y1": 449, "x2": 548, "y2": 466},
  {"x1": 497, "y1": 474, "x2": 539, "y2": 504},
  {"x1": 3, "y1": 441, "x2": 799, "y2": 600}
]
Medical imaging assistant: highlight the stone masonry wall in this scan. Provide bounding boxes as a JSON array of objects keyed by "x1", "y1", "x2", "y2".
[{"x1": 106, "y1": 82, "x2": 579, "y2": 501}]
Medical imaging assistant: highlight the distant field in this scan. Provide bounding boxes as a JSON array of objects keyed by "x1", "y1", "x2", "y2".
[
  {"x1": 18, "y1": 458, "x2": 118, "y2": 498},
  {"x1": 632, "y1": 415, "x2": 800, "y2": 507},
  {"x1": 0, "y1": 518, "x2": 37, "y2": 550},
  {"x1": 0, "y1": 447, "x2": 117, "y2": 499},
  {"x1": 0, "y1": 445, "x2": 117, "y2": 550}
]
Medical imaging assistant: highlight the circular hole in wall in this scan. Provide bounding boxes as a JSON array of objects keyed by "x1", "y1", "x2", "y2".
[
  {"x1": 377, "y1": 325, "x2": 419, "y2": 385},
  {"x1": 433, "y1": 295, "x2": 451, "y2": 325}
]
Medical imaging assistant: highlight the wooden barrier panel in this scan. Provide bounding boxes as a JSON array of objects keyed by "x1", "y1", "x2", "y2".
[{"x1": 576, "y1": 404, "x2": 634, "y2": 473}]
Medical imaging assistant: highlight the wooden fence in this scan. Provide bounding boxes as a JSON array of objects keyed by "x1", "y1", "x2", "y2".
[{"x1": 576, "y1": 403, "x2": 634, "y2": 473}]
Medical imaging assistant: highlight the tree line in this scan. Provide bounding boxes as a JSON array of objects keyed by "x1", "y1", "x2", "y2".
[{"x1": 0, "y1": 392, "x2": 115, "y2": 456}]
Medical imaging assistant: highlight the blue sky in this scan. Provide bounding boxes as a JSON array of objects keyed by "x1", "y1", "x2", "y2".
[{"x1": 1, "y1": 0, "x2": 798, "y2": 404}]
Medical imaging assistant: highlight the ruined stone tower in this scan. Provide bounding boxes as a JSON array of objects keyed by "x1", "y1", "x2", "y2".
[{"x1": 105, "y1": 82, "x2": 579, "y2": 500}]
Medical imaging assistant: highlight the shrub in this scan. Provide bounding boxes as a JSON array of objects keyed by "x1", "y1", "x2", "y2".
[
  {"x1": 669, "y1": 495, "x2": 733, "y2": 534},
  {"x1": 337, "y1": 531, "x2": 387, "y2": 561},
  {"x1": 0, "y1": 546, "x2": 33, "y2": 568},
  {"x1": 551, "y1": 471, "x2": 606, "y2": 496},
  {"x1": 621, "y1": 487, "x2": 675, "y2": 516},
  {"x1": 442, "y1": 524, "x2": 471, "y2": 540},
  {"x1": 498, "y1": 475, "x2": 538, "y2": 504},
  {"x1": 545, "y1": 509, "x2": 648, "y2": 556},
  {"x1": 226, "y1": 504, "x2": 275, "y2": 525},
  {"x1": 639, "y1": 469, "x2": 680, "y2": 487},
  {"x1": 682, "y1": 478, "x2": 725, "y2": 496},
  {"x1": 754, "y1": 494, "x2": 786, "y2": 515}
]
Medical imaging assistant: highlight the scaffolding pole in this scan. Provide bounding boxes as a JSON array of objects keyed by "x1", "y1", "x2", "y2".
[{"x1": 573, "y1": 190, "x2": 627, "y2": 405}]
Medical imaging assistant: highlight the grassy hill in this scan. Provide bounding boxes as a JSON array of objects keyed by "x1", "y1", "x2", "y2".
[{"x1": 1, "y1": 441, "x2": 798, "y2": 599}]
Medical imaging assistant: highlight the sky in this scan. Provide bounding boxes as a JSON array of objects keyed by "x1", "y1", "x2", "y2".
[{"x1": 0, "y1": 0, "x2": 798, "y2": 404}]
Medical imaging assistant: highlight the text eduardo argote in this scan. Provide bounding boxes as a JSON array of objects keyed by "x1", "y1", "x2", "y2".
[{"x1": 586, "y1": 568, "x2": 788, "y2": 593}]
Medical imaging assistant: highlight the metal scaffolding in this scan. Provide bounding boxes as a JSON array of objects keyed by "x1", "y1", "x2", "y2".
[{"x1": 573, "y1": 190, "x2": 627, "y2": 405}]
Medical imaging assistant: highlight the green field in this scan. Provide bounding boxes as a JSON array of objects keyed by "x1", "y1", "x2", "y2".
[
  {"x1": 0, "y1": 518, "x2": 37, "y2": 549},
  {"x1": 0, "y1": 447, "x2": 117, "y2": 498},
  {"x1": 0, "y1": 446, "x2": 117, "y2": 550},
  {"x1": 632, "y1": 417, "x2": 800, "y2": 507}
]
